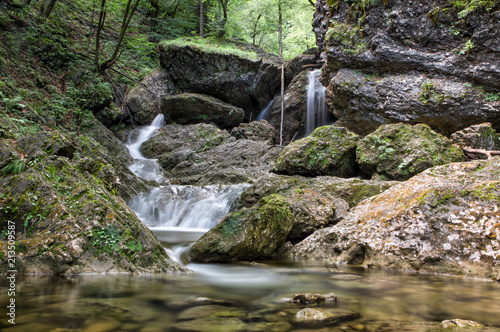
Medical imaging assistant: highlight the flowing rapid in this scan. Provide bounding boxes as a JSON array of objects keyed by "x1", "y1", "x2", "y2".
[
  {"x1": 125, "y1": 115, "x2": 250, "y2": 252},
  {"x1": 125, "y1": 114, "x2": 166, "y2": 183},
  {"x1": 305, "y1": 69, "x2": 332, "y2": 136}
]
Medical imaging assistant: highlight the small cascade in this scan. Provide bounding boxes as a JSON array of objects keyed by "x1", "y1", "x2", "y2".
[
  {"x1": 129, "y1": 184, "x2": 249, "y2": 244},
  {"x1": 125, "y1": 114, "x2": 165, "y2": 182},
  {"x1": 129, "y1": 184, "x2": 249, "y2": 229},
  {"x1": 305, "y1": 69, "x2": 331, "y2": 136},
  {"x1": 256, "y1": 98, "x2": 275, "y2": 121}
]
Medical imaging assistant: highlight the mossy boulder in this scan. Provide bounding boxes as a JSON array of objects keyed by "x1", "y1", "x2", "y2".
[
  {"x1": 291, "y1": 157, "x2": 500, "y2": 279},
  {"x1": 273, "y1": 126, "x2": 360, "y2": 177},
  {"x1": 161, "y1": 93, "x2": 245, "y2": 129},
  {"x1": 451, "y1": 123, "x2": 500, "y2": 151},
  {"x1": 0, "y1": 131, "x2": 185, "y2": 275},
  {"x1": 356, "y1": 123, "x2": 466, "y2": 181},
  {"x1": 239, "y1": 174, "x2": 397, "y2": 242},
  {"x1": 190, "y1": 194, "x2": 294, "y2": 262}
]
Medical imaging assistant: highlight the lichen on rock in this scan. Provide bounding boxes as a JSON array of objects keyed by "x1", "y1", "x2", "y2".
[
  {"x1": 273, "y1": 125, "x2": 360, "y2": 177},
  {"x1": 356, "y1": 123, "x2": 466, "y2": 180},
  {"x1": 290, "y1": 157, "x2": 500, "y2": 279}
]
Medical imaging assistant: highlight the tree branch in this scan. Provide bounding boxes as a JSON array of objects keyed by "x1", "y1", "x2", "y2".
[{"x1": 461, "y1": 146, "x2": 500, "y2": 159}]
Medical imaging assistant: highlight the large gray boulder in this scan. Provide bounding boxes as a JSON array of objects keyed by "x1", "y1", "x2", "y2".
[
  {"x1": 290, "y1": 157, "x2": 500, "y2": 279},
  {"x1": 159, "y1": 43, "x2": 281, "y2": 119},
  {"x1": 125, "y1": 69, "x2": 177, "y2": 125},
  {"x1": 161, "y1": 93, "x2": 245, "y2": 129}
]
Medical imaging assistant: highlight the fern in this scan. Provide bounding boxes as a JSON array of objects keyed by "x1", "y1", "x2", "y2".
[{"x1": 0, "y1": 159, "x2": 26, "y2": 176}]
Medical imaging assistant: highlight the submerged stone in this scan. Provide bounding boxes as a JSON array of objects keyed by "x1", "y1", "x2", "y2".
[
  {"x1": 441, "y1": 319, "x2": 484, "y2": 329},
  {"x1": 293, "y1": 308, "x2": 360, "y2": 326},
  {"x1": 290, "y1": 292, "x2": 337, "y2": 304}
]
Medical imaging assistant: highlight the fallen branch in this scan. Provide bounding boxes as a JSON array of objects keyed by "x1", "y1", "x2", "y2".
[{"x1": 461, "y1": 146, "x2": 500, "y2": 159}]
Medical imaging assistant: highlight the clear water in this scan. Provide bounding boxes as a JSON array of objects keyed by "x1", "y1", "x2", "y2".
[{"x1": 1, "y1": 262, "x2": 500, "y2": 331}]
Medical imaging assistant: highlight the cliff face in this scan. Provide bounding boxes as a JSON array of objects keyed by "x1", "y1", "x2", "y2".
[{"x1": 313, "y1": 0, "x2": 500, "y2": 136}]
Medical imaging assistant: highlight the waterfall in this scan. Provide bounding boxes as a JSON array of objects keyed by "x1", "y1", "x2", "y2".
[
  {"x1": 125, "y1": 114, "x2": 165, "y2": 183},
  {"x1": 125, "y1": 115, "x2": 250, "y2": 246},
  {"x1": 305, "y1": 69, "x2": 330, "y2": 136},
  {"x1": 256, "y1": 98, "x2": 276, "y2": 121},
  {"x1": 128, "y1": 184, "x2": 249, "y2": 243}
]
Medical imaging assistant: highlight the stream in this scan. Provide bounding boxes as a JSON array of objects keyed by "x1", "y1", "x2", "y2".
[{"x1": 1, "y1": 117, "x2": 500, "y2": 331}]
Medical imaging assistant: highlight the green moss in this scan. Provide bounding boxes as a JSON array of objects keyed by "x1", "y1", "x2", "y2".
[
  {"x1": 160, "y1": 37, "x2": 259, "y2": 60},
  {"x1": 325, "y1": 23, "x2": 366, "y2": 54}
]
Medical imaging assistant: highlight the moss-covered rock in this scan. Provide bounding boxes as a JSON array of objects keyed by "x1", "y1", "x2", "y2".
[
  {"x1": 273, "y1": 126, "x2": 360, "y2": 177},
  {"x1": 190, "y1": 194, "x2": 294, "y2": 262},
  {"x1": 239, "y1": 174, "x2": 396, "y2": 242},
  {"x1": 291, "y1": 157, "x2": 500, "y2": 279},
  {"x1": 451, "y1": 122, "x2": 500, "y2": 151},
  {"x1": 0, "y1": 132, "x2": 185, "y2": 275},
  {"x1": 161, "y1": 93, "x2": 245, "y2": 129},
  {"x1": 356, "y1": 123, "x2": 466, "y2": 180}
]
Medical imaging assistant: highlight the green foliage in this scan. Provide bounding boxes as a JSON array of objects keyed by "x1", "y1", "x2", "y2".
[
  {"x1": 419, "y1": 81, "x2": 446, "y2": 105},
  {"x1": 0, "y1": 159, "x2": 26, "y2": 176},
  {"x1": 325, "y1": 23, "x2": 366, "y2": 54},
  {"x1": 453, "y1": 39, "x2": 475, "y2": 56},
  {"x1": 161, "y1": 37, "x2": 260, "y2": 59},
  {"x1": 225, "y1": 0, "x2": 316, "y2": 58},
  {"x1": 484, "y1": 93, "x2": 500, "y2": 102},
  {"x1": 449, "y1": 0, "x2": 497, "y2": 19},
  {"x1": 87, "y1": 225, "x2": 122, "y2": 256}
]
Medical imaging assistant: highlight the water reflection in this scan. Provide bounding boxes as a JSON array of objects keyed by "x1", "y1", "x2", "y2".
[{"x1": 1, "y1": 263, "x2": 499, "y2": 331}]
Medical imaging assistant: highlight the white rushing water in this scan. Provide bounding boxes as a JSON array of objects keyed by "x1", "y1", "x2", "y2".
[
  {"x1": 256, "y1": 97, "x2": 275, "y2": 121},
  {"x1": 125, "y1": 114, "x2": 165, "y2": 182},
  {"x1": 305, "y1": 69, "x2": 330, "y2": 136},
  {"x1": 125, "y1": 115, "x2": 250, "y2": 249}
]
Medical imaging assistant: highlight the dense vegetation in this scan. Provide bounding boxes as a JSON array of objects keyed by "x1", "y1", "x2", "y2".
[{"x1": 0, "y1": 0, "x2": 315, "y2": 143}]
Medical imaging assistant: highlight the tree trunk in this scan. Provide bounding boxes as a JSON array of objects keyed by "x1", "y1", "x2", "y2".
[
  {"x1": 41, "y1": 0, "x2": 58, "y2": 18},
  {"x1": 279, "y1": 1, "x2": 284, "y2": 146},
  {"x1": 94, "y1": 0, "x2": 107, "y2": 70},
  {"x1": 149, "y1": 0, "x2": 159, "y2": 42},
  {"x1": 199, "y1": 0, "x2": 204, "y2": 38},
  {"x1": 99, "y1": 0, "x2": 141, "y2": 72}
]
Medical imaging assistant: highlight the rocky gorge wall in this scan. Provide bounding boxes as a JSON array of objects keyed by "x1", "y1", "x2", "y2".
[{"x1": 314, "y1": 0, "x2": 500, "y2": 136}]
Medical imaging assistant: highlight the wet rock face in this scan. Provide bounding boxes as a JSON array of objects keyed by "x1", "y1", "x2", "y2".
[
  {"x1": 0, "y1": 132, "x2": 184, "y2": 275},
  {"x1": 159, "y1": 43, "x2": 281, "y2": 119},
  {"x1": 290, "y1": 157, "x2": 500, "y2": 279},
  {"x1": 266, "y1": 70, "x2": 309, "y2": 144},
  {"x1": 161, "y1": 93, "x2": 245, "y2": 129},
  {"x1": 190, "y1": 194, "x2": 294, "y2": 262},
  {"x1": 326, "y1": 69, "x2": 500, "y2": 137},
  {"x1": 356, "y1": 123, "x2": 466, "y2": 180},
  {"x1": 140, "y1": 123, "x2": 280, "y2": 185},
  {"x1": 313, "y1": 0, "x2": 500, "y2": 135},
  {"x1": 273, "y1": 126, "x2": 360, "y2": 177},
  {"x1": 126, "y1": 69, "x2": 177, "y2": 125}
]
